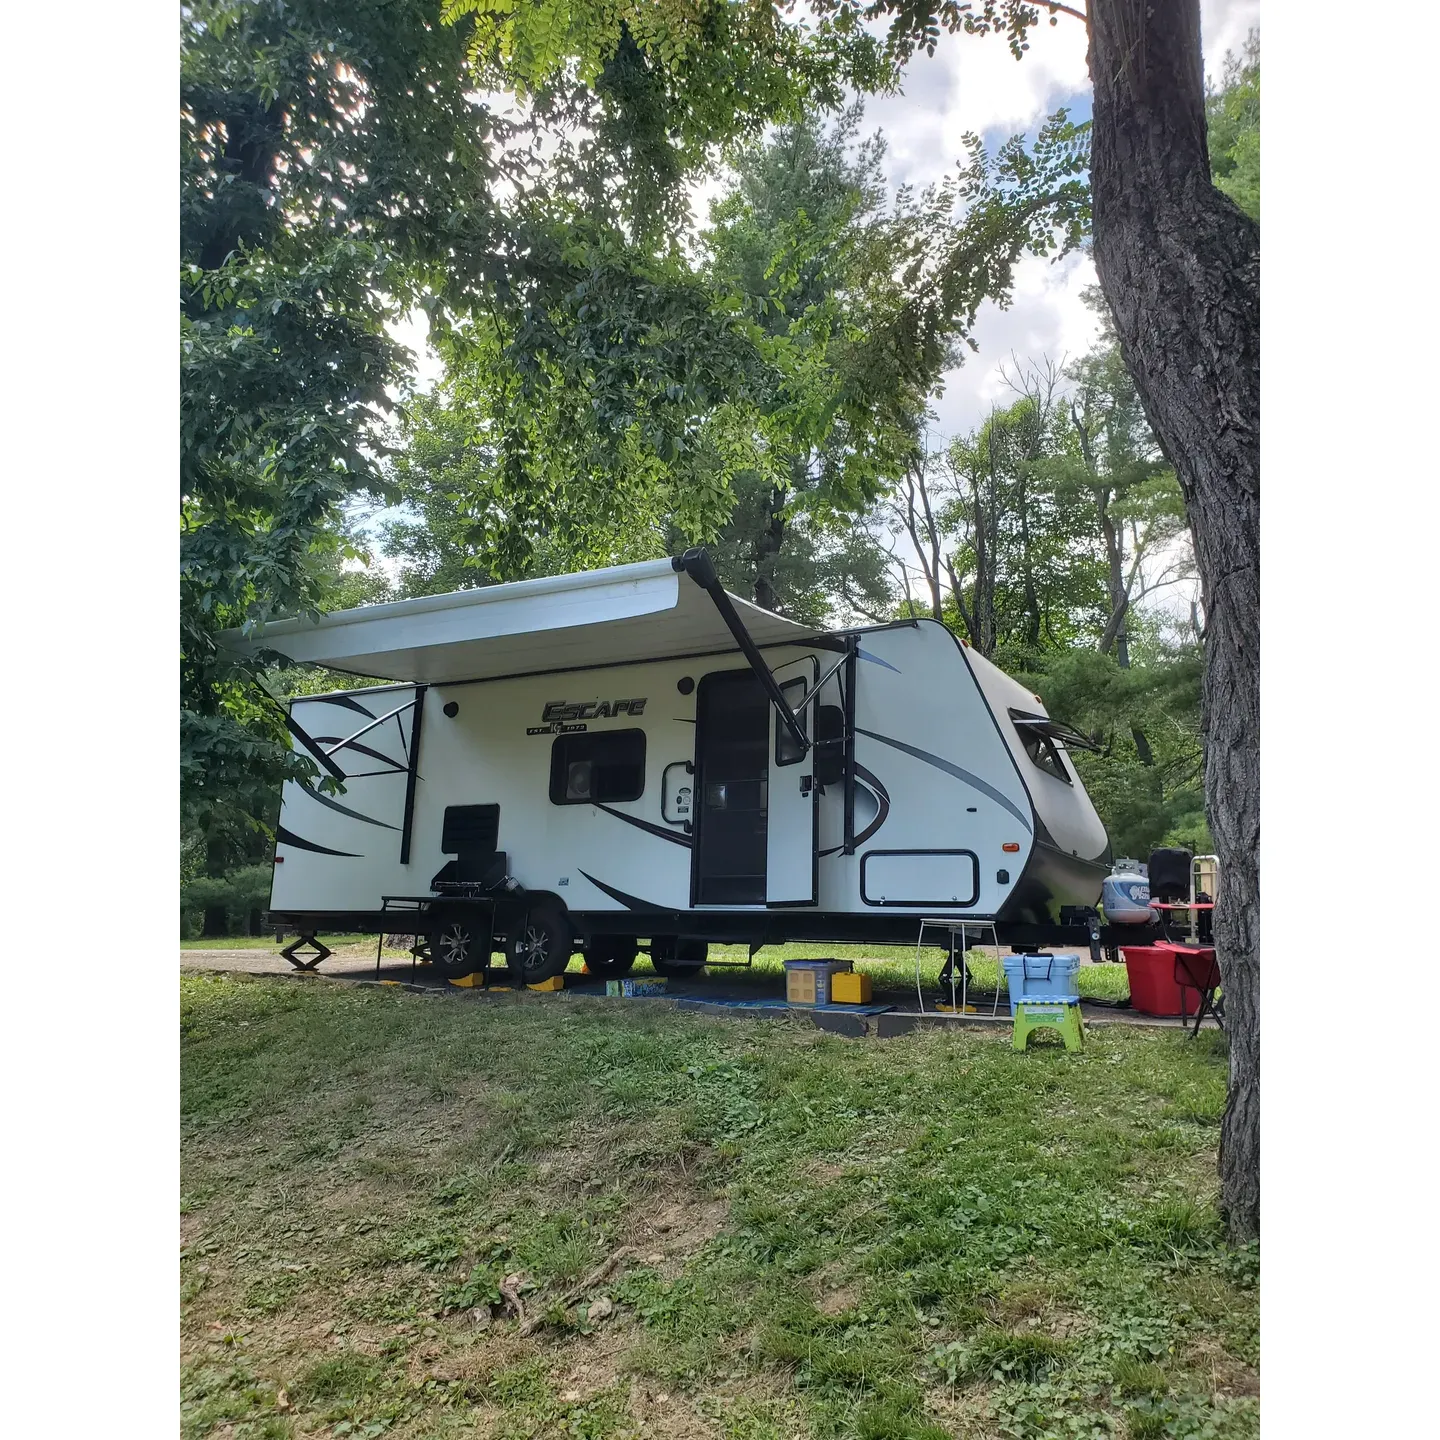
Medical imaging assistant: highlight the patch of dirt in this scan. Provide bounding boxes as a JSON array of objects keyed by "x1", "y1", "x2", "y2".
[
  {"x1": 803, "y1": 1158, "x2": 851, "y2": 1184},
  {"x1": 1180, "y1": 1334, "x2": 1260, "y2": 1399},
  {"x1": 924, "y1": 1382, "x2": 998, "y2": 1437},
  {"x1": 628, "y1": 1380, "x2": 722, "y2": 1439},
  {"x1": 980, "y1": 1283, "x2": 1091, "y2": 1343},
  {"x1": 630, "y1": 1196, "x2": 730, "y2": 1277},
  {"x1": 807, "y1": 1260, "x2": 862, "y2": 1317},
  {"x1": 550, "y1": 1324, "x2": 635, "y2": 1398},
  {"x1": 816, "y1": 1281, "x2": 861, "y2": 1318}
]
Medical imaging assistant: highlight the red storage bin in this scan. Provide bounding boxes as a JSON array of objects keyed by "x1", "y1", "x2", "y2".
[{"x1": 1121, "y1": 943, "x2": 1211, "y2": 1018}]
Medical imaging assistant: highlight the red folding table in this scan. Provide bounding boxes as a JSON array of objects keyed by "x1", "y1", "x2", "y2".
[{"x1": 1148, "y1": 902, "x2": 1223, "y2": 1037}]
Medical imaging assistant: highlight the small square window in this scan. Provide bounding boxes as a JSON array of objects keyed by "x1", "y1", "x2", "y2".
[{"x1": 549, "y1": 730, "x2": 646, "y2": 805}]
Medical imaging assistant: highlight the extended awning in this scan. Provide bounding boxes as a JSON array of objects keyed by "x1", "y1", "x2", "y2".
[{"x1": 222, "y1": 556, "x2": 831, "y2": 686}]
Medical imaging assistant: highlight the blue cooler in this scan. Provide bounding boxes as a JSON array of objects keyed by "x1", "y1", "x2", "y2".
[{"x1": 1002, "y1": 953, "x2": 1081, "y2": 1015}]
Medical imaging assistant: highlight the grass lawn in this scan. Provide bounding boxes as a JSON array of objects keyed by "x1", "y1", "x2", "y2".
[
  {"x1": 181, "y1": 935, "x2": 388, "y2": 952},
  {"x1": 181, "y1": 937, "x2": 1135, "y2": 1007},
  {"x1": 181, "y1": 974, "x2": 1255, "y2": 1440}
]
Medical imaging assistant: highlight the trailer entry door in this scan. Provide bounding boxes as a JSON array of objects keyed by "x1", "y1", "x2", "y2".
[{"x1": 766, "y1": 656, "x2": 819, "y2": 906}]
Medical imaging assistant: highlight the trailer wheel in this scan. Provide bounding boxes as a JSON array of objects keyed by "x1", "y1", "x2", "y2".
[
  {"x1": 650, "y1": 938, "x2": 707, "y2": 976},
  {"x1": 513, "y1": 905, "x2": 575, "y2": 984},
  {"x1": 430, "y1": 918, "x2": 482, "y2": 981},
  {"x1": 585, "y1": 937, "x2": 638, "y2": 979}
]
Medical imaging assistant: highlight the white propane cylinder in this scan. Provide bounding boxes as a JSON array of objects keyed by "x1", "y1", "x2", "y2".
[{"x1": 1102, "y1": 861, "x2": 1152, "y2": 924}]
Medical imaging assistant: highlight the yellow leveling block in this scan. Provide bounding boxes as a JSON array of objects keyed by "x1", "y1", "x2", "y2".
[
  {"x1": 527, "y1": 975, "x2": 565, "y2": 992},
  {"x1": 829, "y1": 971, "x2": 872, "y2": 1005}
]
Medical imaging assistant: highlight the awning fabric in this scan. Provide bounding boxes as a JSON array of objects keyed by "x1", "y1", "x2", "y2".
[{"x1": 222, "y1": 559, "x2": 826, "y2": 685}]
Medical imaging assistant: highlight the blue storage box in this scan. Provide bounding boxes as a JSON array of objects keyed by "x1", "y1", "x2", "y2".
[
  {"x1": 1001, "y1": 953, "x2": 1081, "y2": 1015},
  {"x1": 783, "y1": 959, "x2": 853, "y2": 1006}
]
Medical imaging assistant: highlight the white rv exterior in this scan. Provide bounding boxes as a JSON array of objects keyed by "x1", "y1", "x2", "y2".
[{"x1": 242, "y1": 557, "x2": 1111, "y2": 976}]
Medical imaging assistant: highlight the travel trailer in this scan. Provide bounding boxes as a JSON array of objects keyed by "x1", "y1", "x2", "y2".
[{"x1": 235, "y1": 551, "x2": 1114, "y2": 981}]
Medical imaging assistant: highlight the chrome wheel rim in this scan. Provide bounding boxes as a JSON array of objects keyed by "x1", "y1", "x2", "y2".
[
  {"x1": 518, "y1": 925, "x2": 550, "y2": 974},
  {"x1": 438, "y1": 924, "x2": 470, "y2": 968}
]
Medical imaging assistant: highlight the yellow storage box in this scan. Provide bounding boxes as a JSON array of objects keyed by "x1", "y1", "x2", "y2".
[{"x1": 829, "y1": 971, "x2": 872, "y2": 1005}]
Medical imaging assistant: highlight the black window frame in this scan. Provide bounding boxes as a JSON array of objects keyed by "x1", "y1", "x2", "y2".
[
  {"x1": 774, "y1": 676, "x2": 809, "y2": 767},
  {"x1": 1010, "y1": 714, "x2": 1072, "y2": 784},
  {"x1": 548, "y1": 728, "x2": 647, "y2": 806}
]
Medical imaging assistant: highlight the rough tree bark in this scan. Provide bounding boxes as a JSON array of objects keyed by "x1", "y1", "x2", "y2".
[
  {"x1": 1088, "y1": 0, "x2": 1260, "y2": 1239},
  {"x1": 751, "y1": 481, "x2": 788, "y2": 612}
]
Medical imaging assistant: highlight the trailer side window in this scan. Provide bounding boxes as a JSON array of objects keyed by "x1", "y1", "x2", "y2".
[
  {"x1": 1014, "y1": 723, "x2": 1070, "y2": 782},
  {"x1": 549, "y1": 729, "x2": 647, "y2": 805},
  {"x1": 774, "y1": 678, "x2": 809, "y2": 767}
]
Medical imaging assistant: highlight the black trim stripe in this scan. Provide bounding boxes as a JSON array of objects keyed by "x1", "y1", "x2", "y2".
[
  {"x1": 576, "y1": 870, "x2": 666, "y2": 911},
  {"x1": 297, "y1": 783, "x2": 400, "y2": 831},
  {"x1": 855, "y1": 727, "x2": 1032, "y2": 833},
  {"x1": 594, "y1": 803, "x2": 693, "y2": 848},
  {"x1": 275, "y1": 825, "x2": 362, "y2": 858}
]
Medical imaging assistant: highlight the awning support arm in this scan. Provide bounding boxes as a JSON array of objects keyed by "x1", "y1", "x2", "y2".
[
  {"x1": 323, "y1": 698, "x2": 417, "y2": 758},
  {"x1": 788, "y1": 651, "x2": 850, "y2": 718},
  {"x1": 673, "y1": 548, "x2": 810, "y2": 755}
]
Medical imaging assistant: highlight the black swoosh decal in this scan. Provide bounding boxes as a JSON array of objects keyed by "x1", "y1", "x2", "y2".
[
  {"x1": 298, "y1": 783, "x2": 401, "y2": 831},
  {"x1": 313, "y1": 737, "x2": 406, "y2": 772},
  {"x1": 856, "y1": 647, "x2": 901, "y2": 673},
  {"x1": 818, "y1": 765, "x2": 890, "y2": 857},
  {"x1": 855, "y1": 728, "x2": 1032, "y2": 832},
  {"x1": 303, "y1": 695, "x2": 379, "y2": 719},
  {"x1": 576, "y1": 870, "x2": 666, "y2": 911},
  {"x1": 275, "y1": 825, "x2": 362, "y2": 858},
  {"x1": 594, "y1": 803, "x2": 692, "y2": 848},
  {"x1": 852, "y1": 763, "x2": 891, "y2": 847}
]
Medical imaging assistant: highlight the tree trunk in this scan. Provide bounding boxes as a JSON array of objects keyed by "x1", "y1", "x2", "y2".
[
  {"x1": 752, "y1": 481, "x2": 788, "y2": 611},
  {"x1": 1088, "y1": 0, "x2": 1260, "y2": 1240}
]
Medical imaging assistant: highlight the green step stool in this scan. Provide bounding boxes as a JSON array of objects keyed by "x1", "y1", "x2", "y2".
[{"x1": 1013, "y1": 996, "x2": 1085, "y2": 1052}]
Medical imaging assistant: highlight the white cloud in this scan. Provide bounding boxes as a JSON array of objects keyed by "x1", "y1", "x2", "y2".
[
  {"x1": 928, "y1": 248, "x2": 1101, "y2": 440},
  {"x1": 865, "y1": 20, "x2": 1091, "y2": 194},
  {"x1": 1202, "y1": 0, "x2": 1260, "y2": 72}
]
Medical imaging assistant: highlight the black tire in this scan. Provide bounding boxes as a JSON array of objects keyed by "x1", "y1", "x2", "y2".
[
  {"x1": 430, "y1": 914, "x2": 485, "y2": 981},
  {"x1": 585, "y1": 936, "x2": 638, "y2": 979},
  {"x1": 650, "y1": 937, "x2": 707, "y2": 976},
  {"x1": 511, "y1": 904, "x2": 575, "y2": 984}
]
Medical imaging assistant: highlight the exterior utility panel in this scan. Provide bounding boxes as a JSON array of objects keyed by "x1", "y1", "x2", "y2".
[{"x1": 261, "y1": 563, "x2": 1111, "y2": 954}]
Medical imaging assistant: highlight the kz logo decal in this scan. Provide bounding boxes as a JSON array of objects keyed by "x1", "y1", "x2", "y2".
[{"x1": 526, "y1": 697, "x2": 648, "y2": 735}]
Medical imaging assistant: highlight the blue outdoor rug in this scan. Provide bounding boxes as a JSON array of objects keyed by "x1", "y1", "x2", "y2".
[{"x1": 672, "y1": 996, "x2": 893, "y2": 1016}]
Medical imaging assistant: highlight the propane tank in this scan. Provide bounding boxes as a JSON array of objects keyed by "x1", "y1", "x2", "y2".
[{"x1": 1102, "y1": 860, "x2": 1152, "y2": 925}]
